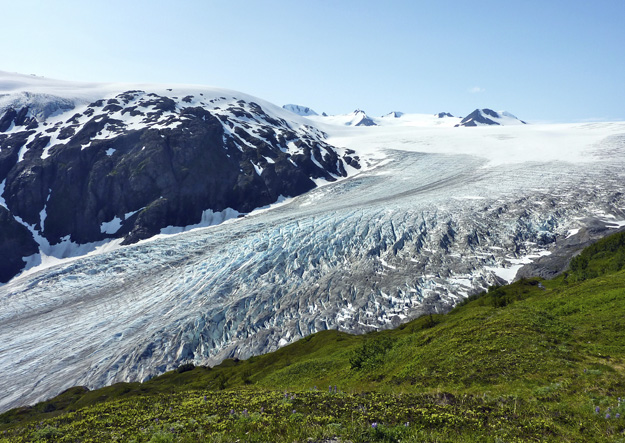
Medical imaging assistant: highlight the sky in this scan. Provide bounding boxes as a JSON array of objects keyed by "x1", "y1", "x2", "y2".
[{"x1": 2, "y1": 0, "x2": 624, "y2": 122}]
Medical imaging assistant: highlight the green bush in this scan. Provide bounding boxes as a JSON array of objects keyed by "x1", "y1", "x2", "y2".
[{"x1": 350, "y1": 336, "x2": 395, "y2": 370}]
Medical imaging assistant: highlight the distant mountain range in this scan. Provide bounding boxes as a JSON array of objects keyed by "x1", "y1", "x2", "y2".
[{"x1": 282, "y1": 104, "x2": 526, "y2": 127}]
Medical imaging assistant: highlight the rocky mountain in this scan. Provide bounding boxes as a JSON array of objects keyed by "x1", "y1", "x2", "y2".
[
  {"x1": 350, "y1": 110, "x2": 377, "y2": 126},
  {"x1": 436, "y1": 112, "x2": 454, "y2": 118},
  {"x1": 0, "y1": 74, "x2": 360, "y2": 283},
  {"x1": 455, "y1": 108, "x2": 526, "y2": 126},
  {"x1": 282, "y1": 104, "x2": 318, "y2": 116}
]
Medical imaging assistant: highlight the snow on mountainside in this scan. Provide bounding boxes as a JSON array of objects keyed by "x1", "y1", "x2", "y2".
[
  {"x1": 309, "y1": 109, "x2": 377, "y2": 127},
  {"x1": 0, "y1": 71, "x2": 360, "y2": 282},
  {"x1": 282, "y1": 104, "x2": 318, "y2": 116},
  {"x1": 2, "y1": 72, "x2": 625, "y2": 414},
  {"x1": 455, "y1": 108, "x2": 526, "y2": 127}
]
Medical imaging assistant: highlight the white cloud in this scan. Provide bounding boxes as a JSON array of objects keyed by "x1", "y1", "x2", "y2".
[{"x1": 468, "y1": 86, "x2": 485, "y2": 93}]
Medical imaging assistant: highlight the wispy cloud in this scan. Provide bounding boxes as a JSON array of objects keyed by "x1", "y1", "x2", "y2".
[{"x1": 468, "y1": 86, "x2": 485, "y2": 94}]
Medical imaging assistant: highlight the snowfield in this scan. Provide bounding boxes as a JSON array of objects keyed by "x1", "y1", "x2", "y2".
[{"x1": 1, "y1": 73, "x2": 625, "y2": 412}]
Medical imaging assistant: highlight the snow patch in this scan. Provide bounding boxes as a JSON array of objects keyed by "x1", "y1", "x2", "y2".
[
  {"x1": 0, "y1": 179, "x2": 6, "y2": 209},
  {"x1": 566, "y1": 228, "x2": 580, "y2": 238},
  {"x1": 100, "y1": 216, "x2": 123, "y2": 234}
]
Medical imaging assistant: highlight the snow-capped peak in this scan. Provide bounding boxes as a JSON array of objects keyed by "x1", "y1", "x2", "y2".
[{"x1": 455, "y1": 108, "x2": 526, "y2": 127}]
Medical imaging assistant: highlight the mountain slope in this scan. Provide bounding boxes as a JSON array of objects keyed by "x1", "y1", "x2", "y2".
[
  {"x1": 0, "y1": 72, "x2": 360, "y2": 282},
  {"x1": 2, "y1": 231, "x2": 625, "y2": 442}
]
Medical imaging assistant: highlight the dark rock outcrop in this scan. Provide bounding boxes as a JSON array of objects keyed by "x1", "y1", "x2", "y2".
[
  {"x1": 0, "y1": 91, "x2": 359, "y2": 281},
  {"x1": 0, "y1": 206, "x2": 39, "y2": 283}
]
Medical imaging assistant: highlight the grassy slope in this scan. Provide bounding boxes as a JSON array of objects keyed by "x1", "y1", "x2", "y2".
[{"x1": 2, "y1": 232, "x2": 625, "y2": 442}]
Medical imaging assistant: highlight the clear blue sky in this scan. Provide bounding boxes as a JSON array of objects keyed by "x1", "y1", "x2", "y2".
[{"x1": 2, "y1": 0, "x2": 624, "y2": 122}]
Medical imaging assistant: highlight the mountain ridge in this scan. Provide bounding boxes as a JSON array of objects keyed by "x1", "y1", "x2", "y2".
[{"x1": 0, "y1": 73, "x2": 360, "y2": 282}]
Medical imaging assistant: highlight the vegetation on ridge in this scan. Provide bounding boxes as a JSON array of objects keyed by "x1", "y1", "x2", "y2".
[{"x1": 2, "y1": 232, "x2": 625, "y2": 441}]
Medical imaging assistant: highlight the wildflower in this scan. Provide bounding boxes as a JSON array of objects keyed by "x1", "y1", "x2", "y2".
[
  {"x1": 616, "y1": 413, "x2": 621, "y2": 419},
  {"x1": 260, "y1": 407, "x2": 264, "y2": 413},
  {"x1": 169, "y1": 407, "x2": 173, "y2": 412},
  {"x1": 292, "y1": 409, "x2": 296, "y2": 414},
  {"x1": 155, "y1": 418, "x2": 159, "y2": 423},
  {"x1": 584, "y1": 368, "x2": 587, "y2": 373},
  {"x1": 405, "y1": 422, "x2": 410, "y2": 427},
  {"x1": 203, "y1": 395, "x2": 207, "y2": 401},
  {"x1": 371, "y1": 422, "x2": 378, "y2": 429},
  {"x1": 243, "y1": 409, "x2": 249, "y2": 417},
  {"x1": 595, "y1": 406, "x2": 600, "y2": 413},
  {"x1": 606, "y1": 413, "x2": 611, "y2": 419},
  {"x1": 230, "y1": 409, "x2": 235, "y2": 415},
  {"x1": 334, "y1": 385, "x2": 338, "y2": 393}
]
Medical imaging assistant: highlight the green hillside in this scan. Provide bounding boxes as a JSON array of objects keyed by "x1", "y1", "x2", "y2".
[{"x1": 2, "y1": 231, "x2": 625, "y2": 442}]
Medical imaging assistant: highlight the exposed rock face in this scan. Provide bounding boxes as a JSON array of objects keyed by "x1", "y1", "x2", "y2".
[
  {"x1": 0, "y1": 206, "x2": 38, "y2": 283},
  {"x1": 0, "y1": 91, "x2": 359, "y2": 282}
]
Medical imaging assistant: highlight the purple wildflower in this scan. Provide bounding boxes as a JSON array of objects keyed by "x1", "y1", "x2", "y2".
[
  {"x1": 616, "y1": 413, "x2": 621, "y2": 419},
  {"x1": 203, "y1": 395, "x2": 207, "y2": 401},
  {"x1": 371, "y1": 422, "x2": 378, "y2": 429},
  {"x1": 595, "y1": 406, "x2": 600, "y2": 413},
  {"x1": 292, "y1": 409, "x2": 296, "y2": 414},
  {"x1": 230, "y1": 409, "x2": 235, "y2": 415},
  {"x1": 606, "y1": 413, "x2": 611, "y2": 419}
]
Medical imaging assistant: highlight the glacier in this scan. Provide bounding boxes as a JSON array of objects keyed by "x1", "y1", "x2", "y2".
[{"x1": 1, "y1": 85, "x2": 625, "y2": 411}]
